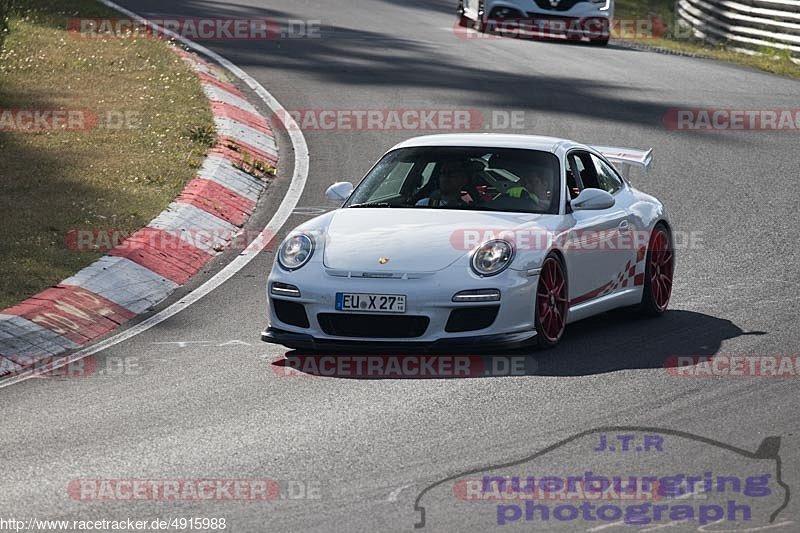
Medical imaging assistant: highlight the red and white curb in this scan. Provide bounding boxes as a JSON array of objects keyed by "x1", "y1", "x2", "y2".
[{"x1": 0, "y1": 48, "x2": 277, "y2": 376}]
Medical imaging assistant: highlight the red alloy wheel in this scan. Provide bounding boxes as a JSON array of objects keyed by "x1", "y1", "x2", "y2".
[
  {"x1": 536, "y1": 256, "x2": 568, "y2": 344},
  {"x1": 648, "y1": 228, "x2": 674, "y2": 311}
]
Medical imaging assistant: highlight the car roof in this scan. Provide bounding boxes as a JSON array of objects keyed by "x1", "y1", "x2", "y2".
[{"x1": 389, "y1": 133, "x2": 583, "y2": 154}]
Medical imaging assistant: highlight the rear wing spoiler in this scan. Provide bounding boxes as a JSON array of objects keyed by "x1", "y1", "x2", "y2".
[{"x1": 589, "y1": 145, "x2": 654, "y2": 178}]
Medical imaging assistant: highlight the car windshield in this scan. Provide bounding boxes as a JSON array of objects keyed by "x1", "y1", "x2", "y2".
[{"x1": 344, "y1": 146, "x2": 561, "y2": 214}]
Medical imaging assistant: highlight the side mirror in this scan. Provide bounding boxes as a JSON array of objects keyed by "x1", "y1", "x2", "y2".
[
  {"x1": 325, "y1": 182, "x2": 354, "y2": 204},
  {"x1": 570, "y1": 188, "x2": 615, "y2": 211}
]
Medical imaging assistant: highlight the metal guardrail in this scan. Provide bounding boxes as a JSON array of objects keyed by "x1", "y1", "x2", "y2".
[{"x1": 676, "y1": 0, "x2": 800, "y2": 56}]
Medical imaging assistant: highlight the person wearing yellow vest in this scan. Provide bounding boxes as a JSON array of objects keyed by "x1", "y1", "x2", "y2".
[
  {"x1": 506, "y1": 168, "x2": 550, "y2": 208},
  {"x1": 507, "y1": 183, "x2": 539, "y2": 201}
]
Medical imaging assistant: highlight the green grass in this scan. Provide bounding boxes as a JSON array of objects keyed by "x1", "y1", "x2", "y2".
[
  {"x1": 0, "y1": 0, "x2": 215, "y2": 309},
  {"x1": 615, "y1": 0, "x2": 800, "y2": 78}
]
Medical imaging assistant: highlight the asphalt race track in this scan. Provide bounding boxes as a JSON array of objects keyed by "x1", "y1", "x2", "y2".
[{"x1": 1, "y1": 1, "x2": 799, "y2": 531}]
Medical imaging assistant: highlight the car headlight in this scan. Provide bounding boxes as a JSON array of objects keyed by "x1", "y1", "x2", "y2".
[
  {"x1": 471, "y1": 240, "x2": 514, "y2": 277},
  {"x1": 278, "y1": 234, "x2": 314, "y2": 270}
]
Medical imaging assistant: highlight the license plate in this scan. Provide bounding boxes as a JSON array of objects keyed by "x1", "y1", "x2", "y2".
[{"x1": 335, "y1": 293, "x2": 406, "y2": 313}]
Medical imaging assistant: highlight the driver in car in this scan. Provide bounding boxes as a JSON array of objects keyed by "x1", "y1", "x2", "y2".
[
  {"x1": 416, "y1": 160, "x2": 474, "y2": 207},
  {"x1": 507, "y1": 166, "x2": 552, "y2": 209}
]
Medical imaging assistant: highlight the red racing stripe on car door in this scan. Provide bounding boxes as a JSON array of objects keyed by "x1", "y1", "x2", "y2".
[{"x1": 569, "y1": 281, "x2": 614, "y2": 307}]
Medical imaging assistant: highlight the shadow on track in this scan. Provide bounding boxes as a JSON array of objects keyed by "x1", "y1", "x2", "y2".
[
  {"x1": 121, "y1": 0, "x2": 732, "y2": 135},
  {"x1": 271, "y1": 310, "x2": 765, "y2": 379}
]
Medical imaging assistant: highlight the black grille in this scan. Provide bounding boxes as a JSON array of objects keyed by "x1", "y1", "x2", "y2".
[
  {"x1": 532, "y1": 0, "x2": 586, "y2": 12},
  {"x1": 525, "y1": 12, "x2": 581, "y2": 21},
  {"x1": 487, "y1": 6, "x2": 525, "y2": 19},
  {"x1": 272, "y1": 299, "x2": 309, "y2": 328},
  {"x1": 445, "y1": 306, "x2": 500, "y2": 333},
  {"x1": 317, "y1": 313, "x2": 429, "y2": 338}
]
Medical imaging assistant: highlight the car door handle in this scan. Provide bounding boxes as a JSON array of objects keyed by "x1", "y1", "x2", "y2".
[{"x1": 618, "y1": 220, "x2": 630, "y2": 233}]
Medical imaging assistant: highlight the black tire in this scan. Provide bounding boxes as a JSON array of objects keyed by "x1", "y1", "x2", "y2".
[
  {"x1": 639, "y1": 223, "x2": 675, "y2": 317},
  {"x1": 535, "y1": 253, "x2": 569, "y2": 348},
  {"x1": 584, "y1": 17, "x2": 610, "y2": 46}
]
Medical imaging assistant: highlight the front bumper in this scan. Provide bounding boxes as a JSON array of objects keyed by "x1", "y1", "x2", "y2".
[
  {"x1": 483, "y1": 0, "x2": 613, "y2": 39},
  {"x1": 263, "y1": 260, "x2": 539, "y2": 351},
  {"x1": 485, "y1": 0, "x2": 612, "y2": 19},
  {"x1": 262, "y1": 327, "x2": 536, "y2": 353}
]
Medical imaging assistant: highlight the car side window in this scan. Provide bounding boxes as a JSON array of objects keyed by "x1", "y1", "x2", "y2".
[
  {"x1": 566, "y1": 155, "x2": 582, "y2": 200},
  {"x1": 567, "y1": 151, "x2": 600, "y2": 195},
  {"x1": 590, "y1": 154, "x2": 624, "y2": 194},
  {"x1": 574, "y1": 152, "x2": 600, "y2": 189}
]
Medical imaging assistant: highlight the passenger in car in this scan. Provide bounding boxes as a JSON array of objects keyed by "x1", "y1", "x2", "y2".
[
  {"x1": 506, "y1": 166, "x2": 552, "y2": 210},
  {"x1": 416, "y1": 160, "x2": 474, "y2": 207}
]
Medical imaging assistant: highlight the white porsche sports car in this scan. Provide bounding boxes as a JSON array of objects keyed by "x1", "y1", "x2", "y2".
[{"x1": 262, "y1": 134, "x2": 673, "y2": 351}]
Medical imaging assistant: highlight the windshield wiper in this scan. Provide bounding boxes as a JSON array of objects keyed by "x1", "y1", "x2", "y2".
[
  {"x1": 447, "y1": 204, "x2": 501, "y2": 211},
  {"x1": 348, "y1": 202, "x2": 396, "y2": 208}
]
